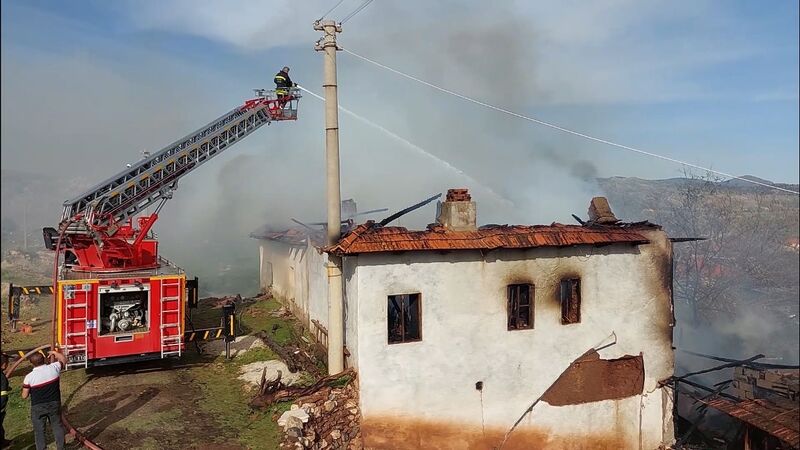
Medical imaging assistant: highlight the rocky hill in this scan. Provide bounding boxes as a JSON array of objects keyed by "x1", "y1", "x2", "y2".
[
  {"x1": 1, "y1": 169, "x2": 92, "y2": 250},
  {"x1": 599, "y1": 174, "x2": 799, "y2": 366}
]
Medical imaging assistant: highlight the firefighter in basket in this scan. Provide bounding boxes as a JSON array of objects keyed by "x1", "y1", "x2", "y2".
[{"x1": 274, "y1": 66, "x2": 296, "y2": 107}]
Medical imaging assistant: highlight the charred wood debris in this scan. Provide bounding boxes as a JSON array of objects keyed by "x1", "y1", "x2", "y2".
[
  {"x1": 251, "y1": 365, "x2": 362, "y2": 450},
  {"x1": 248, "y1": 309, "x2": 361, "y2": 449},
  {"x1": 663, "y1": 350, "x2": 799, "y2": 449}
]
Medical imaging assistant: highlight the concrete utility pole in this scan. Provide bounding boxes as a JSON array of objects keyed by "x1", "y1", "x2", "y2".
[{"x1": 314, "y1": 19, "x2": 344, "y2": 375}]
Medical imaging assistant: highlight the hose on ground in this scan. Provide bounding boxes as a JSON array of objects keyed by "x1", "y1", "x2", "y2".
[
  {"x1": 4, "y1": 345, "x2": 103, "y2": 450},
  {"x1": 4, "y1": 218, "x2": 104, "y2": 450},
  {"x1": 50, "y1": 220, "x2": 71, "y2": 351}
]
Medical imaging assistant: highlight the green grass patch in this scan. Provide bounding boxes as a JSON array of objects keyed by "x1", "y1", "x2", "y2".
[
  {"x1": 190, "y1": 359, "x2": 284, "y2": 448},
  {"x1": 235, "y1": 346, "x2": 277, "y2": 366},
  {"x1": 1, "y1": 295, "x2": 55, "y2": 351},
  {"x1": 135, "y1": 436, "x2": 165, "y2": 450},
  {"x1": 330, "y1": 374, "x2": 353, "y2": 388},
  {"x1": 3, "y1": 295, "x2": 318, "y2": 450},
  {"x1": 3, "y1": 368, "x2": 86, "y2": 449}
]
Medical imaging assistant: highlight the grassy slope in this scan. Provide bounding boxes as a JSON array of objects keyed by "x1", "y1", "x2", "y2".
[{"x1": 3, "y1": 297, "x2": 303, "y2": 450}]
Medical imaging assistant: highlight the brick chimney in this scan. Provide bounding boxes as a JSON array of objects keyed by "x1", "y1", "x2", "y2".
[
  {"x1": 588, "y1": 197, "x2": 619, "y2": 224},
  {"x1": 436, "y1": 189, "x2": 477, "y2": 231}
]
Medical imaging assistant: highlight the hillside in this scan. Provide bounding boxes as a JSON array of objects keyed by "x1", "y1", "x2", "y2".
[
  {"x1": 598, "y1": 175, "x2": 799, "y2": 222},
  {"x1": 599, "y1": 174, "x2": 800, "y2": 366},
  {"x1": 1, "y1": 169, "x2": 93, "y2": 250}
]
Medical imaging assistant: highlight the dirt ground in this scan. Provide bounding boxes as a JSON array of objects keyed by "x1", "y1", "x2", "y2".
[{"x1": 1, "y1": 289, "x2": 314, "y2": 450}]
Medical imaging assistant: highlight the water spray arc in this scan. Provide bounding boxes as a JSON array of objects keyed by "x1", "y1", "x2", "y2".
[{"x1": 298, "y1": 86, "x2": 515, "y2": 207}]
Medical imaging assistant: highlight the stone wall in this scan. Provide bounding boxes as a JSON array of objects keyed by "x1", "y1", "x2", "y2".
[{"x1": 280, "y1": 377, "x2": 362, "y2": 450}]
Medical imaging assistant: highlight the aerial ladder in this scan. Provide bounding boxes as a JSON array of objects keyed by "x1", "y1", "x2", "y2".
[{"x1": 40, "y1": 88, "x2": 301, "y2": 368}]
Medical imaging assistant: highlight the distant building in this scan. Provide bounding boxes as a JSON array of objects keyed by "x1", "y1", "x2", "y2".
[
  {"x1": 253, "y1": 189, "x2": 677, "y2": 449},
  {"x1": 250, "y1": 225, "x2": 329, "y2": 344}
]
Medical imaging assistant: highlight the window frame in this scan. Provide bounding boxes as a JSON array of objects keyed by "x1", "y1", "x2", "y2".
[
  {"x1": 507, "y1": 283, "x2": 534, "y2": 331},
  {"x1": 560, "y1": 278, "x2": 581, "y2": 325},
  {"x1": 387, "y1": 293, "x2": 422, "y2": 344}
]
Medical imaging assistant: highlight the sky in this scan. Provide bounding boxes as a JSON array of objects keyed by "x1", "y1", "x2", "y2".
[{"x1": 1, "y1": 0, "x2": 798, "y2": 291}]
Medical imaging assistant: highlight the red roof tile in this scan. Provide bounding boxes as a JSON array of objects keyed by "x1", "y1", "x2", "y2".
[
  {"x1": 697, "y1": 397, "x2": 800, "y2": 446},
  {"x1": 326, "y1": 221, "x2": 652, "y2": 255}
]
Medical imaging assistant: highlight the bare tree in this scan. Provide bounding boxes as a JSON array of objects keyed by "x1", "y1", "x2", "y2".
[{"x1": 648, "y1": 172, "x2": 799, "y2": 324}]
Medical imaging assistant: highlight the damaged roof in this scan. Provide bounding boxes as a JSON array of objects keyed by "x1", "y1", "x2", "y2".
[
  {"x1": 326, "y1": 221, "x2": 654, "y2": 255},
  {"x1": 696, "y1": 397, "x2": 800, "y2": 447},
  {"x1": 250, "y1": 226, "x2": 325, "y2": 247}
]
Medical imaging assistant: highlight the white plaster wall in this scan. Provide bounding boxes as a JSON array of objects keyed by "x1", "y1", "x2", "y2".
[
  {"x1": 259, "y1": 244, "x2": 267, "y2": 292},
  {"x1": 352, "y1": 232, "x2": 674, "y2": 447},
  {"x1": 259, "y1": 239, "x2": 329, "y2": 337},
  {"x1": 259, "y1": 240, "x2": 297, "y2": 301},
  {"x1": 306, "y1": 244, "x2": 329, "y2": 332},
  {"x1": 344, "y1": 257, "x2": 359, "y2": 368}
]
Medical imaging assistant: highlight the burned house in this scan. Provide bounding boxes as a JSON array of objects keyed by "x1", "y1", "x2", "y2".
[
  {"x1": 255, "y1": 189, "x2": 677, "y2": 449},
  {"x1": 675, "y1": 361, "x2": 800, "y2": 449},
  {"x1": 250, "y1": 225, "x2": 330, "y2": 344}
]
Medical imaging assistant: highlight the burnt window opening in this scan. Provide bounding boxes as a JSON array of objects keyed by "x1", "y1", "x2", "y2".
[
  {"x1": 388, "y1": 293, "x2": 421, "y2": 344},
  {"x1": 560, "y1": 279, "x2": 581, "y2": 324},
  {"x1": 507, "y1": 284, "x2": 533, "y2": 330}
]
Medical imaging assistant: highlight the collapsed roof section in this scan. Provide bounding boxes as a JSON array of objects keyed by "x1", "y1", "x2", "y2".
[
  {"x1": 252, "y1": 190, "x2": 664, "y2": 256},
  {"x1": 694, "y1": 395, "x2": 800, "y2": 448},
  {"x1": 325, "y1": 221, "x2": 654, "y2": 256},
  {"x1": 250, "y1": 226, "x2": 325, "y2": 247}
]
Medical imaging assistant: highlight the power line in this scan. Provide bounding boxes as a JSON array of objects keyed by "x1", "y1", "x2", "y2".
[
  {"x1": 318, "y1": 0, "x2": 347, "y2": 20},
  {"x1": 297, "y1": 85, "x2": 516, "y2": 206},
  {"x1": 340, "y1": 47, "x2": 800, "y2": 195},
  {"x1": 340, "y1": 0, "x2": 375, "y2": 24}
]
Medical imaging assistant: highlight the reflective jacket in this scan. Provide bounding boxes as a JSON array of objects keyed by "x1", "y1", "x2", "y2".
[
  {"x1": 274, "y1": 71, "x2": 292, "y2": 90},
  {"x1": 1, "y1": 371, "x2": 9, "y2": 412}
]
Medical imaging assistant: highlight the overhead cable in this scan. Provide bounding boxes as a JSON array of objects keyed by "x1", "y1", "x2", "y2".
[
  {"x1": 318, "y1": 0, "x2": 347, "y2": 21},
  {"x1": 340, "y1": 47, "x2": 799, "y2": 195},
  {"x1": 297, "y1": 85, "x2": 515, "y2": 206},
  {"x1": 340, "y1": 0, "x2": 375, "y2": 24}
]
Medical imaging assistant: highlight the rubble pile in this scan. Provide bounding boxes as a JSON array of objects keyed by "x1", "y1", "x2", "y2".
[{"x1": 278, "y1": 375, "x2": 362, "y2": 450}]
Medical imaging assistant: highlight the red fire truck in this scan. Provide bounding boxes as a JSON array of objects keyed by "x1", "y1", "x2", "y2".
[{"x1": 28, "y1": 88, "x2": 302, "y2": 369}]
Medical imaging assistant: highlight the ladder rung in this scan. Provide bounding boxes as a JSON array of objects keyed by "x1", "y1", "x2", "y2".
[
  {"x1": 162, "y1": 309, "x2": 180, "y2": 313},
  {"x1": 66, "y1": 303, "x2": 87, "y2": 308},
  {"x1": 161, "y1": 297, "x2": 180, "y2": 301},
  {"x1": 66, "y1": 332, "x2": 86, "y2": 337},
  {"x1": 67, "y1": 318, "x2": 86, "y2": 322},
  {"x1": 161, "y1": 351, "x2": 181, "y2": 356},
  {"x1": 65, "y1": 345, "x2": 87, "y2": 350},
  {"x1": 161, "y1": 323, "x2": 180, "y2": 328},
  {"x1": 162, "y1": 335, "x2": 182, "y2": 340}
]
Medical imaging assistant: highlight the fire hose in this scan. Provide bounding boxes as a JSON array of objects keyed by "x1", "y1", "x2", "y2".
[
  {"x1": 3, "y1": 346, "x2": 103, "y2": 450},
  {"x1": 2, "y1": 219, "x2": 104, "y2": 450}
]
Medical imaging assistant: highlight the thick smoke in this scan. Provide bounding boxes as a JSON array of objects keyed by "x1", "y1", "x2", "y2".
[
  {"x1": 151, "y1": 3, "x2": 610, "y2": 294},
  {"x1": 2, "y1": 1, "x2": 797, "y2": 303}
]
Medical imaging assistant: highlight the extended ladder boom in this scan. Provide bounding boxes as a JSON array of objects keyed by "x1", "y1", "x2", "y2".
[{"x1": 60, "y1": 89, "x2": 301, "y2": 230}]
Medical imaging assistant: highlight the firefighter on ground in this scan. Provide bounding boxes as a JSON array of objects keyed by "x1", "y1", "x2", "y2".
[
  {"x1": 23, "y1": 350, "x2": 67, "y2": 450},
  {"x1": 1, "y1": 354, "x2": 10, "y2": 448},
  {"x1": 274, "y1": 66, "x2": 296, "y2": 106}
]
